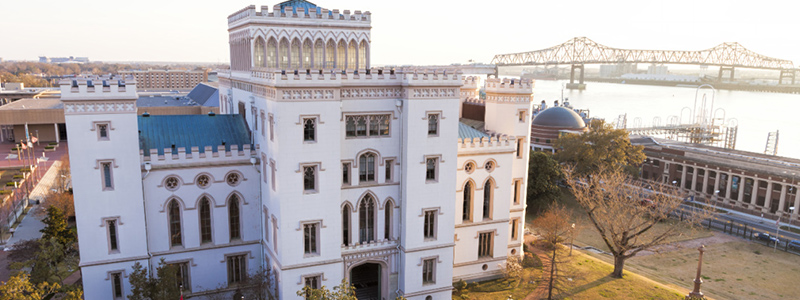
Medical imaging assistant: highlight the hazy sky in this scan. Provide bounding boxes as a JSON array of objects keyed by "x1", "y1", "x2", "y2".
[{"x1": 2, "y1": 0, "x2": 799, "y2": 66}]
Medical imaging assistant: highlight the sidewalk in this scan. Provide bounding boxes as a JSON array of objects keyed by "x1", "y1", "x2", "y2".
[{"x1": 2, "y1": 160, "x2": 63, "y2": 250}]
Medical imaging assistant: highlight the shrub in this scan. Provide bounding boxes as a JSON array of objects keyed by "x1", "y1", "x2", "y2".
[
  {"x1": 20, "y1": 167, "x2": 31, "y2": 172},
  {"x1": 45, "y1": 146, "x2": 55, "y2": 150},
  {"x1": 13, "y1": 175, "x2": 24, "y2": 179},
  {"x1": 522, "y1": 252, "x2": 543, "y2": 268},
  {"x1": 49, "y1": 142, "x2": 58, "y2": 145},
  {"x1": 6, "y1": 182, "x2": 16, "y2": 187}
]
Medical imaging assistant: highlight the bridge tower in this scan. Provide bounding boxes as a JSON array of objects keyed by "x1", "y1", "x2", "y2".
[
  {"x1": 567, "y1": 64, "x2": 586, "y2": 90},
  {"x1": 718, "y1": 66, "x2": 735, "y2": 82},
  {"x1": 779, "y1": 69, "x2": 796, "y2": 85}
]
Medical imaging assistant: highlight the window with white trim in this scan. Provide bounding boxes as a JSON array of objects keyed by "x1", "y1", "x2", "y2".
[
  {"x1": 423, "y1": 209, "x2": 437, "y2": 240},
  {"x1": 342, "y1": 163, "x2": 351, "y2": 185},
  {"x1": 483, "y1": 180, "x2": 493, "y2": 220},
  {"x1": 97, "y1": 123, "x2": 110, "y2": 140},
  {"x1": 345, "y1": 115, "x2": 390, "y2": 138},
  {"x1": 385, "y1": 159, "x2": 393, "y2": 182},
  {"x1": 342, "y1": 205, "x2": 351, "y2": 246},
  {"x1": 422, "y1": 258, "x2": 435, "y2": 284},
  {"x1": 516, "y1": 138, "x2": 524, "y2": 158},
  {"x1": 303, "y1": 118, "x2": 316, "y2": 142},
  {"x1": 168, "y1": 200, "x2": 182, "y2": 247},
  {"x1": 303, "y1": 166, "x2": 317, "y2": 192},
  {"x1": 513, "y1": 180, "x2": 522, "y2": 205},
  {"x1": 170, "y1": 262, "x2": 190, "y2": 291},
  {"x1": 107, "y1": 219, "x2": 119, "y2": 252},
  {"x1": 199, "y1": 197, "x2": 212, "y2": 244},
  {"x1": 359, "y1": 153, "x2": 376, "y2": 183},
  {"x1": 426, "y1": 158, "x2": 438, "y2": 182},
  {"x1": 511, "y1": 219, "x2": 520, "y2": 241},
  {"x1": 427, "y1": 113, "x2": 439, "y2": 136},
  {"x1": 111, "y1": 272, "x2": 124, "y2": 299},
  {"x1": 384, "y1": 201, "x2": 393, "y2": 241},
  {"x1": 227, "y1": 254, "x2": 246, "y2": 284},
  {"x1": 304, "y1": 275, "x2": 321, "y2": 290},
  {"x1": 229, "y1": 195, "x2": 241, "y2": 240},
  {"x1": 359, "y1": 195, "x2": 376, "y2": 243},
  {"x1": 101, "y1": 162, "x2": 113, "y2": 191},
  {"x1": 304, "y1": 222, "x2": 319, "y2": 255},
  {"x1": 518, "y1": 110, "x2": 526, "y2": 122},
  {"x1": 478, "y1": 232, "x2": 494, "y2": 258},
  {"x1": 269, "y1": 114, "x2": 275, "y2": 141}
]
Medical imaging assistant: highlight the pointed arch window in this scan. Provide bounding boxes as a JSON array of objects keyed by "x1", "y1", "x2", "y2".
[
  {"x1": 314, "y1": 39, "x2": 324, "y2": 69},
  {"x1": 337, "y1": 41, "x2": 346, "y2": 69},
  {"x1": 279, "y1": 39, "x2": 290, "y2": 70},
  {"x1": 347, "y1": 41, "x2": 357, "y2": 70},
  {"x1": 303, "y1": 39, "x2": 313, "y2": 69},
  {"x1": 267, "y1": 38, "x2": 277, "y2": 68},
  {"x1": 326, "y1": 40, "x2": 336, "y2": 68},
  {"x1": 359, "y1": 195, "x2": 376, "y2": 243},
  {"x1": 483, "y1": 180, "x2": 493, "y2": 220},
  {"x1": 385, "y1": 201, "x2": 393, "y2": 241},
  {"x1": 463, "y1": 182, "x2": 472, "y2": 221},
  {"x1": 199, "y1": 197, "x2": 212, "y2": 244},
  {"x1": 359, "y1": 153, "x2": 376, "y2": 182},
  {"x1": 254, "y1": 37, "x2": 266, "y2": 67},
  {"x1": 168, "y1": 200, "x2": 182, "y2": 247},
  {"x1": 303, "y1": 118, "x2": 316, "y2": 142},
  {"x1": 358, "y1": 40, "x2": 367, "y2": 69},
  {"x1": 229, "y1": 195, "x2": 241, "y2": 241},
  {"x1": 291, "y1": 39, "x2": 301, "y2": 69},
  {"x1": 342, "y1": 205, "x2": 351, "y2": 246}
]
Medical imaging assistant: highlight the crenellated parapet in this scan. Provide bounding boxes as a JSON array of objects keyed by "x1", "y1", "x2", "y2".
[
  {"x1": 140, "y1": 144, "x2": 259, "y2": 167},
  {"x1": 59, "y1": 75, "x2": 137, "y2": 101},
  {"x1": 484, "y1": 77, "x2": 534, "y2": 103},
  {"x1": 242, "y1": 68, "x2": 463, "y2": 88},
  {"x1": 228, "y1": 4, "x2": 371, "y2": 26},
  {"x1": 457, "y1": 135, "x2": 515, "y2": 151}
]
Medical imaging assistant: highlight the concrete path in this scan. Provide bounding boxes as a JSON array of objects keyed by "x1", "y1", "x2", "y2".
[{"x1": 2, "y1": 160, "x2": 63, "y2": 250}]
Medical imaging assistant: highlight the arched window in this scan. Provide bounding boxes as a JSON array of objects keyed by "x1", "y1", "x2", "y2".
[
  {"x1": 303, "y1": 39, "x2": 313, "y2": 69},
  {"x1": 199, "y1": 197, "x2": 212, "y2": 244},
  {"x1": 359, "y1": 195, "x2": 376, "y2": 243},
  {"x1": 326, "y1": 40, "x2": 336, "y2": 68},
  {"x1": 337, "y1": 40, "x2": 346, "y2": 69},
  {"x1": 358, "y1": 40, "x2": 368, "y2": 69},
  {"x1": 279, "y1": 39, "x2": 290, "y2": 70},
  {"x1": 254, "y1": 37, "x2": 265, "y2": 67},
  {"x1": 347, "y1": 41, "x2": 357, "y2": 70},
  {"x1": 385, "y1": 201, "x2": 393, "y2": 240},
  {"x1": 229, "y1": 195, "x2": 241, "y2": 240},
  {"x1": 168, "y1": 200, "x2": 182, "y2": 247},
  {"x1": 359, "y1": 152, "x2": 376, "y2": 182},
  {"x1": 342, "y1": 204, "x2": 351, "y2": 246},
  {"x1": 483, "y1": 180, "x2": 493, "y2": 220},
  {"x1": 314, "y1": 39, "x2": 324, "y2": 69},
  {"x1": 267, "y1": 38, "x2": 277, "y2": 68},
  {"x1": 291, "y1": 39, "x2": 301, "y2": 69},
  {"x1": 463, "y1": 182, "x2": 472, "y2": 221}
]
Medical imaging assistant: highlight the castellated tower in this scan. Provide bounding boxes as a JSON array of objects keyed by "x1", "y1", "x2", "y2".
[
  {"x1": 483, "y1": 77, "x2": 534, "y2": 139},
  {"x1": 62, "y1": 77, "x2": 149, "y2": 298}
]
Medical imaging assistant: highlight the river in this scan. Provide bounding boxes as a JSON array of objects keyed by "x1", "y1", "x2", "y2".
[{"x1": 530, "y1": 80, "x2": 800, "y2": 159}]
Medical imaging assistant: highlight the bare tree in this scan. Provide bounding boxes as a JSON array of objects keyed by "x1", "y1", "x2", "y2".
[
  {"x1": 533, "y1": 204, "x2": 576, "y2": 300},
  {"x1": 564, "y1": 167, "x2": 710, "y2": 278}
]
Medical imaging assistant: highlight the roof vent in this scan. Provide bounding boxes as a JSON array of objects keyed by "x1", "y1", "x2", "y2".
[
  {"x1": 208, "y1": 111, "x2": 216, "y2": 116},
  {"x1": 142, "y1": 112, "x2": 150, "y2": 117}
]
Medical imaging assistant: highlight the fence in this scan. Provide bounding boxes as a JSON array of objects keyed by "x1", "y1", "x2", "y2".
[{"x1": 684, "y1": 213, "x2": 800, "y2": 254}]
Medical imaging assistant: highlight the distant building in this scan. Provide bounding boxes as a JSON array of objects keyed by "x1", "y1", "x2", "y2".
[
  {"x1": 38, "y1": 56, "x2": 89, "y2": 64},
  {"x1": 119, "y1": 69, "x2": 209, "y2": 90},
  {"x1": 530, "y1": 105, "x2": 589, "y2": 152},
  {"x1": 647, "y1": 64, "x2": 668, "y2": 75}
]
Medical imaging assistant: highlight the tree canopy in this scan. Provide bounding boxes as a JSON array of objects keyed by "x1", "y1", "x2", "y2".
[
  {"x1": 527, "y1": 151, "x2": 564, "y2": 213},
  {"x1": 554, "y1": 119, "x2": 645, "y2": 177}
]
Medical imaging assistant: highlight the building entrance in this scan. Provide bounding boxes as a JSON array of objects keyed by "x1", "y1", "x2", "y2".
[{"x1": 351, "y1": 263, "x2": 381, "y2": 300}]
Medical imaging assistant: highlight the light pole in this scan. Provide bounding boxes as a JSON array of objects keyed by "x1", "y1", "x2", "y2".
[
  {"x1": 570, "y1": 223, "x2": 576, "y2": 256},
  {"x1": 686, "y1": 245, "x2": 706, "y2": 300},
  {"x1": 775, "y1": 212, "x2": 782, "y2": 252}
]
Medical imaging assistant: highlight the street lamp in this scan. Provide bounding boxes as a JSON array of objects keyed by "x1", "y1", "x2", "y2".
[
  {"x1": 686, "y1": 245, "x2": 706, "y2": 300},
  {"x1": 570, "y1": 223, "x2": 576, "y2": 256}
]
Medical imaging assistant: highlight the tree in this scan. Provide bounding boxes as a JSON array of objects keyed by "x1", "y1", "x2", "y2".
[
  {"x1": 0, "y1": 273, "x2": 60, "y2": 300},
  {"x1": 40, "y1": 206, "x2": 75, "y2": 246},
  {"x1": 8, "y1": 237, "x2": 78, "y2": 284},
  {"x1": 499, "y1": 256, "x2": 523, "y2": 280},
  {"x1": 554, "y1": 119, "x2": 646, "y2": 177},
  {"x1": 127, "y1": 259, "x2": 181, "y2": 300},
  {"x1": 533, "y1": 204, "x2": 575, "y2": 300},
  {"x1": 527, "y1": 151, "x2": 564, "y2": 213},
  {"x1": 564, "y1": 168, "x2": 709, "y2": 278},
  {"x1": 297, "y1": 279, "x2": 357, "y2": 300}
]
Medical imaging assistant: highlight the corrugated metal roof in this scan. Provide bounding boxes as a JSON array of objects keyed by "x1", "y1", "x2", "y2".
[
  {"x1": 138, "y1": 114, "x2": 250, "y2": 156},
  {"x1": 186, "y1": 83, "x2": 219, "y2": 107},
  {"x1": 458, "y1": 122, "x2": 489, "y2": 140}
]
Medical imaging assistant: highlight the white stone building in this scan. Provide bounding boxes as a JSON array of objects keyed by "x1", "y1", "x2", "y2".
[{"x1": 67, "y1": 1, "x2": 533, "y2": 299}]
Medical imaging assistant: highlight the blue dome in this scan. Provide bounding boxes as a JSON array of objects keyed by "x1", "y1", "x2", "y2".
[
  {"x1": 279, "y1": 0, "x2": 321, "y2": 13},
  {"x1": 532, "y1": 106, "x2": 586, "y2": 129}
]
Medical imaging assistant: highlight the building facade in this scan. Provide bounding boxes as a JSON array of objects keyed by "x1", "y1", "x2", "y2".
[
  {"x1": 120, "y1": 69, "x2": 209, "y2": 90},
  {"x1": 68, "y1": 1, "x2": 532, "y2": 299}
]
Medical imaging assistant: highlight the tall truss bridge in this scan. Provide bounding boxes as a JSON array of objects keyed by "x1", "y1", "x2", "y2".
[{"x1": 492, "y1": 37, "x2": 797, "y2": 88}]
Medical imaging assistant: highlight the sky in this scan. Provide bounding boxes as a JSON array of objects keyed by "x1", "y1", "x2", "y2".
[{"x1": 2, "y1": 0, "x2": 799, "y2": 66}]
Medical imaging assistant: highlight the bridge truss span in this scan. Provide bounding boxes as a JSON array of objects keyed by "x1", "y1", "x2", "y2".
[{"x1": 492, "y1": 37, "x2": 795, "y2": 70}]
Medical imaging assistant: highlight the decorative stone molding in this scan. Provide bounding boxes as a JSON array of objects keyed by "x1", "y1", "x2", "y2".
[
  {"x1": 281, "y1": 89, "x2": 336, "y2": 100},
  {"x1": 409, "y1": 88, "x2": 458, "y2": 99},
  {"x1": 341, "y1": 88, "x2": 404, "y2": 99},
  {"x1": 64, "y1": 101, "x2": 136, "y2": 115}
]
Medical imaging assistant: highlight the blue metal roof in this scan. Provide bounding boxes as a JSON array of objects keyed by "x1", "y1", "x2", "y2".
[
  {"x1": 186, "y1": 83, "x2": 219, "y2": 107},
  {"x1": 279, "y1": 0, "x2": 323, "y2": 14},
  {"x1": 138, "y1": 114, "x2": 250, "y2": 156},
  {"x1": 458, "y1": 122, "x2": 489, "y2": 140}
]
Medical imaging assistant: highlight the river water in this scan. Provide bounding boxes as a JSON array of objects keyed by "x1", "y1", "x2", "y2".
[{"x1": 530, "y1": 80, "x2": 800, "y2": 159}]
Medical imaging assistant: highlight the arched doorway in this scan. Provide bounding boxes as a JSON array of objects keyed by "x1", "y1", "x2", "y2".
[{"x1": 351, "y1": 263, "x2": 380, "y2": 300}]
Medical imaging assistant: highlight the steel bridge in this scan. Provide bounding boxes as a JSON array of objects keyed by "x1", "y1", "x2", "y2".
[{"x1": 492, "y1": 37, "x2": 798, "y2": 88}]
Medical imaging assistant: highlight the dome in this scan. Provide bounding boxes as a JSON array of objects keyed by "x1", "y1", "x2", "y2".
[{"x1": 532, "y1": 106, "x2": 586, "y2": 129}]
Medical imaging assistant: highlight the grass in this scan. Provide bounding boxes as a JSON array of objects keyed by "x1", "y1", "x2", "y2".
[
  {"x1": 562, "y1": 252, "x2": 684, "y2": 300},
  {"x1": 454, "y1": 268, "x2": 540, "y2": 300},
  {"x1": 779, "y1": 225, "x2": 800, "y2": 235},
  {"x1": 624, "y1": 241, "x2": 800, "y2": 300}
]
